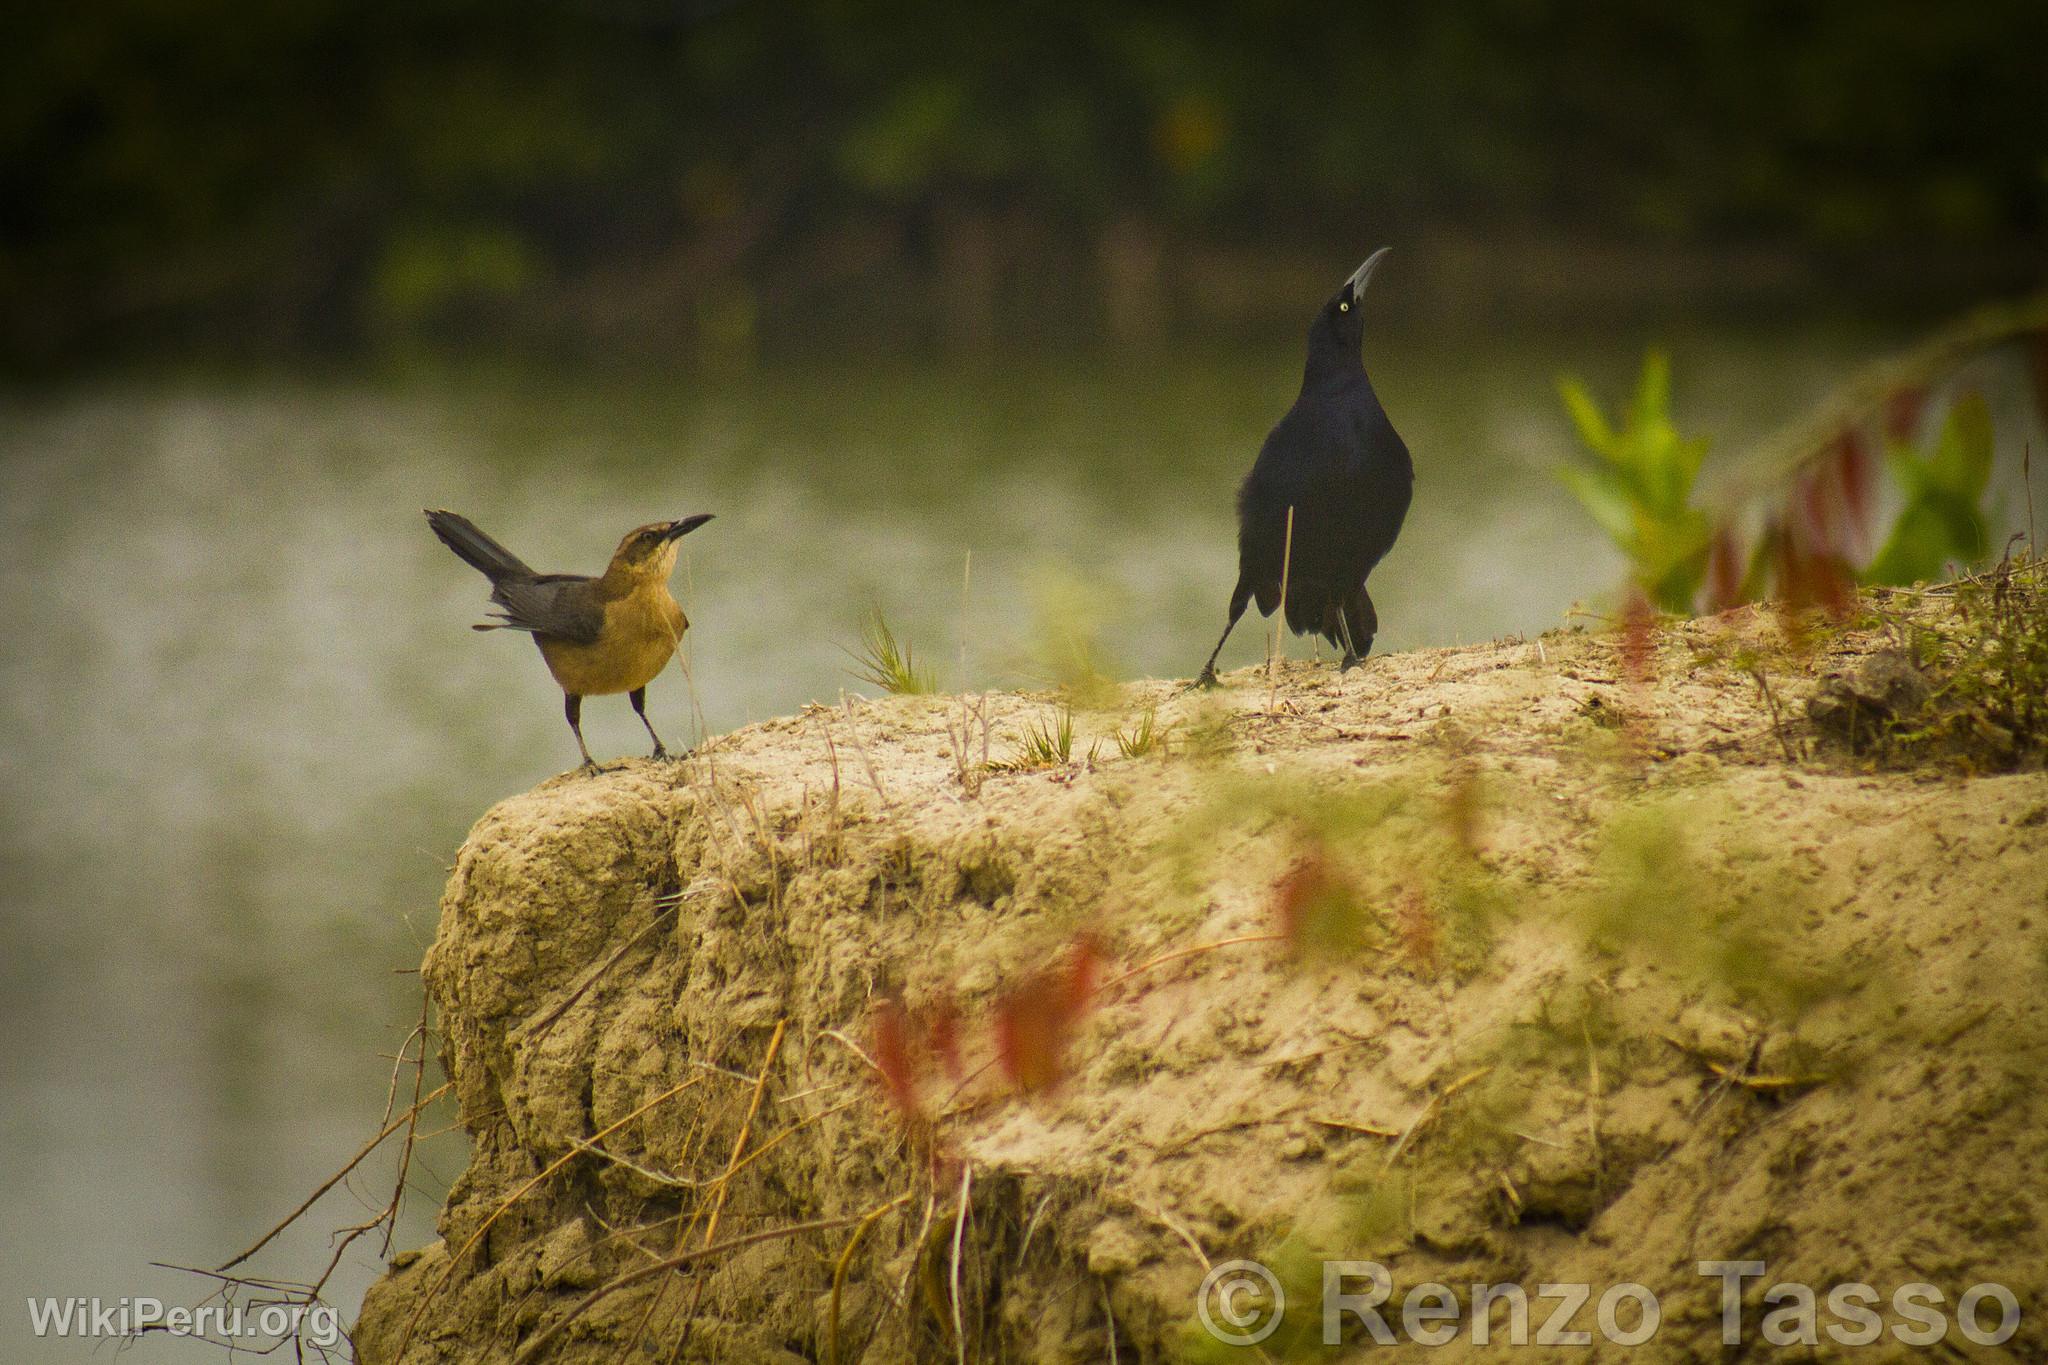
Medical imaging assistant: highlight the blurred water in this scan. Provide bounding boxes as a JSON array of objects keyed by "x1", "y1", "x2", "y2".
[{"x1": 2, "y1": 326, "x2": 2039, "y2": 1357}]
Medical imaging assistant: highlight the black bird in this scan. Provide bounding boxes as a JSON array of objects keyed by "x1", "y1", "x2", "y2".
[
  {"x1": 1196, "y1": 248, "x2": 1412, "y2": 685},
  {"x1": 426, "y1": 509, "x2": 713, "y2": 770}
]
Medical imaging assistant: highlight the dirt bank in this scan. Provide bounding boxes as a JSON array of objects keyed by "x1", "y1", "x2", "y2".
[{"x1": 356, "y1": 599, "x2": 2048, "y2": 1363}]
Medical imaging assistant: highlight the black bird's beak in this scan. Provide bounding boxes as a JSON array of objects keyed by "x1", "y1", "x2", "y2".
[
  {"x1": 1344, "y1": 247, "x2": 1391, "y2": 300},
  {"x1": 664, "y1": 514, "x2": 714, "y2": 541}
]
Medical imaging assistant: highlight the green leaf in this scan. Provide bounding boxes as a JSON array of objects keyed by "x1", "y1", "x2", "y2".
[
  {"x1": 1555, "y1": 347, "x2": 1717, "y2": 609},
  {"x1": 1861, "y1": 395, "x2": 1996, "y2": 586},
  {"x1": 1556, "y1": 465, "x2": 1638, "y2": 548},
  {"x1": 1557, "y1": 376, "x2": 1616, "y2": 458},
  {"x1": 1926, "y1": 393, "x2": 1993, "y2": 500},
  {"x1": 1629, "y1": 350, "x2": 1671, "y2": 436}
]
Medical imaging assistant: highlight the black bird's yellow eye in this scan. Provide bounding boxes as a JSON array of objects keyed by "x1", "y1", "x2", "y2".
[{"x1": 1339, "y1": 300, "x2": 1350, "y2": 312}]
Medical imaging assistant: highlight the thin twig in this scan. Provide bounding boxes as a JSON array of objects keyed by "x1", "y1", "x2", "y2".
[
  {"x1": 520, "y1": 902, "x2": 680, "y2": 1041},
  {"x1": 1097, "y1": 934, "x2": 1286, "y2": 995},
  {"x1": 510, "y1": 1215, "x2": 870, "y2": 1365},
  {"x1": 382, "y1": 992, "x2": 435, "y2": 1256},
  {"x1": 217, "y1": 1083, "x2": 451, "y2": 1273},
  {"x1": 391, "y1": 1076, "x2": 703, "y2": 1361}
]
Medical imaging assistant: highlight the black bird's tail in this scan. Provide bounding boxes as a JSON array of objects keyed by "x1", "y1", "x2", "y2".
[
  {"x1": 426, "y1": 509, "x2": 535, "y2": 584},
  {"x1": 1283, "y1": 591, "x2": 1324, "y2": 639}
]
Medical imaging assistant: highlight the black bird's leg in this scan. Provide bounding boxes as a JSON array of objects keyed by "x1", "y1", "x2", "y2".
[
  {"x1": 1193, "y1": 596, "x2": 1251, "y2": 689},
  {"x1": 629, "y1": 687, "x2": 668, "y2": 760},
  {"x1": 565, "y1": 693, "x2": 599, "y2": 772},
  {"x1": 1337, "y1": 587, "x2": 1378, "y2": 671}
]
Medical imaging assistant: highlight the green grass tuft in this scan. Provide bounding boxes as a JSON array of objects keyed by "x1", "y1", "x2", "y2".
[
  {"x1": 992, "y1": 707, "x2": 1075, "y2": 771},
  {"x1": 845, "y1": 609, "x2": 938, "y2": 695},
  {"x1": 1113, "y1": 707, "x2": 1166, "y2": 758}
]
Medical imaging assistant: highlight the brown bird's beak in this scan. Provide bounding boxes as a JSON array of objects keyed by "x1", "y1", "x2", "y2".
[{"x1": 663, "y1": 514, "x2": 714, "y2": 541}]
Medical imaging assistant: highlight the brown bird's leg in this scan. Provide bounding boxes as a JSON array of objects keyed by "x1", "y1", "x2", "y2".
[
  {"x1": 629, "y1": 687, "x2": 668, "y2": 760},
  {"x1": 565, "y1": 693, "x2": 599, "y2": 772}
]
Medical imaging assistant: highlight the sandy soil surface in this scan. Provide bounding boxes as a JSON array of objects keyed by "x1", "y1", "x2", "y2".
[{"x1": 355, "y1": 602, "x2": 2048, "y2": 1363}]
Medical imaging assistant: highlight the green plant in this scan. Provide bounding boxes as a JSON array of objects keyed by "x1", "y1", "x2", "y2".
[
  {"x1": 846, "y1": 609, "x2": 938, "y2": 695},
  {"x1": 1862, "y1": 394, "x2": 1995, "y2": 586},
  {"x1": 1556, "y1": 350, "x2": 1713, "y2": 612},
  {"x1": 992, "y1": 707, "x2": 1074, "y2": 771},
  {"x1": 1112, "y1": 708, "x2": 1165, "y2": 758},
  {"x1": 1855, "y1": 551, "x2": 2048, "y2": 769},
  {"x1": 1025, "y1": 570, "x2": 1121, "y2": 706}
]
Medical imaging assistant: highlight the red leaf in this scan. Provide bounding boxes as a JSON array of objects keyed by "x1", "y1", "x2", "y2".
[
  {"x1": 1062, "y1": 933, "x2": 1102, "y2": 1018},
  {"x1": 992, "y1": 934, "x2": 1103, "y2": 1095},
  {"x1": 1772, "y1": 505, "x2": 1855, "y2": 624},
  {"x1": 1885, "y1": 386, "x2": 1927, "y2": 444},
  {"x1": 871, "y1": 997, "x2": 923, "y2": 1124},
  {"x1": 927, "y1": 996, "x2": 964, "y2": 1083},
  {"x1": 1621, "y1": 588, "x2": 1657, "y2": 683},
  {"x1": 1704, "y1": 522, "x2": 1746, "y2": 613},
  {"x1": 1272, "y1": 851, "x2": 1337, "y2": 952},
  {"x1": 1395, "y1": 890, "x2": 1439, "y2": 975},
  {"x1": 1833, "y1": 430, "x2": 1873, "y2": 545}
]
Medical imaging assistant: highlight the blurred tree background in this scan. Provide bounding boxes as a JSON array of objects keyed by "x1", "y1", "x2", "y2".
[{"x1": 3, "y1": 0, "x2": 2044, "y2": 368}]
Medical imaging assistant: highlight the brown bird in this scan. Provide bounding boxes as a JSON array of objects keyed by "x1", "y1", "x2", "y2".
[{"x1": 426, "y1": 509, "x2": 713, "y2": 770}]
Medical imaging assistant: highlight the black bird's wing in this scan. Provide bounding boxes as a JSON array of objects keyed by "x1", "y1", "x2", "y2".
[
  {"x1": 1234, "y1": 395, "x2": 1412, "y2": 638},
  {"x1": 478, "y1": 574, "x2": 605, "y2": 645}
]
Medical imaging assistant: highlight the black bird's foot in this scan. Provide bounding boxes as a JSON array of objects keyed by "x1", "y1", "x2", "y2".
[
  {"x1": 1339, "y1": 653, "x2": 1362, "y2": 672},
  {"x1": 1186, "y1": 667, "x2": 1223, "y2": 693},
  {"x1": 649, "y1": 742, "x2": 668, "y2": 761}
]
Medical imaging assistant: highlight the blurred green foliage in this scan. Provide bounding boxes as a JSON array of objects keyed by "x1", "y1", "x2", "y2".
[
  {"x1": 1557, "y1": 348, "x2": 2010, "y2": 608},
  {"x1": 4, "y1": 1, "x2": 2045, "y2": 361},
  {"x1": 1555, "y1": 352, "x2": 1713, "y2": 612},
  {"x1": 1863, "y1": 395, "x2": 1995, "y2": 586}
]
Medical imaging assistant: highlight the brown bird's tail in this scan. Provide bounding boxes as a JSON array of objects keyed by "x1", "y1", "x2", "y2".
[{"x1": 425, "y1": 509, "x2": 535, "y2": 584}]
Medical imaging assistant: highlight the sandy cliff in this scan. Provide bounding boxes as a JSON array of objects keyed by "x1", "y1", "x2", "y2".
[{"x1": 356, "y1": 602, "x2": 2048, "y2": 1363}]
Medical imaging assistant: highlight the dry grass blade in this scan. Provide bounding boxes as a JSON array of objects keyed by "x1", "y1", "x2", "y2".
[
  {"x1": 949, "y1": 1162, "x2": 973, "y2": 1365},
  {"x1": 1096, "y1": 933, "x2": 1286, "y2": 995},
  {"x1": 509, "y1": 1214, "x2": 871, "y2": 1365},
  {"x1": 1308, "y1": 1115, "x2": 1401, "y2": 1138},
  {"x1": 391, "y1": 1075, "x2": 704, "y2": 1361},
  {"x1": 829, "y1": 1193, "x2": 913, "y2": 1365},
  {"x1": 1268, "y1": 503, "x2": 1295, "y2": 705},
  {"x1": 699, "y1": 1019, "x2": 786, "y2": 1249}
]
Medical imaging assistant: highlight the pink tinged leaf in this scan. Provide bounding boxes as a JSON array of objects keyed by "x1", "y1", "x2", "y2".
[
  {"x1": 1704, "y1": 522, "x2": 1746, "y2": 613},
  {"x1": 871, "y1": 997, "x2": 922, "y2": 1123},
  {"x1": 1621, "y1": 587, "x2": 1656, "y2": 683},
  {"x1": 927, "y1": 996, "x2": 964, "y2": 1083},
  {"x1": 1834, "y1": 430, "x2": 1874, "y2": 541},
  {"x1": 1885, "y1": 386, "x2": 1928, "y2": 445}
]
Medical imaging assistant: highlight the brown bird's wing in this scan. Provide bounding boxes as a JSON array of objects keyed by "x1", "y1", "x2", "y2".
[{"x1": 477, "y1": 574, "x2": 605, "y2": 645}]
